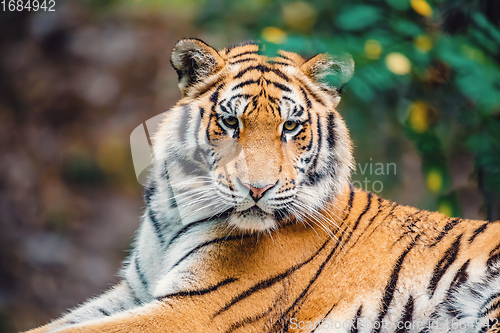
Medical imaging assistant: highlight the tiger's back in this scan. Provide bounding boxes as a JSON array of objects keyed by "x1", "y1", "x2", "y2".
[{"x1": 29, "y1": 39, "x2": 500, "y2": 333}]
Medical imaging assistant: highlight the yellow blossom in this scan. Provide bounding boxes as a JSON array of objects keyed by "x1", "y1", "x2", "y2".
[
  {"x1": 365, "y1": 40, "x2": 382, "y2": 59},
  {"x1": 411, "y1": 0, "x2": 433, "y2": 17},
  {"x1": 385, "y1": 52, "x2": 411, "y2": 75}
]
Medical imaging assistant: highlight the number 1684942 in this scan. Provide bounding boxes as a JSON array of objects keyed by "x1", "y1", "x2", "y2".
[{"x1": 1, "y1": 0, "x2": 55, "y2": 11}]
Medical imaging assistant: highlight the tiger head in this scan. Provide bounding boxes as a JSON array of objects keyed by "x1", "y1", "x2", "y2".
[{"x1": 152, "y1": 39, "x2": 354, "y2": 233}]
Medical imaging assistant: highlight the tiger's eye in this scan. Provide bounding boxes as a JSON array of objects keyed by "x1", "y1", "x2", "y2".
[
  {"x1": 222, "y1": 116, "x2": 238, "y2": 129},
  {"x1": 284, "y1": 120, "x2": 298, "y2": 132}
]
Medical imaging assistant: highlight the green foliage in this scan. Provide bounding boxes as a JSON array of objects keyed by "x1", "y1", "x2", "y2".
[{"x1": 336, "y1": 5, "x2": 382, "y2": 31}]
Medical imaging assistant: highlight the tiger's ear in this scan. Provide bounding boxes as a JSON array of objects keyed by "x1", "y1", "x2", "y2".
[
  {"x1": 170, "y1": 39, "x2": 225, "y2": 95},
  {"x1": 300, "y1": 53, "x2": 354, "y2": 96}
]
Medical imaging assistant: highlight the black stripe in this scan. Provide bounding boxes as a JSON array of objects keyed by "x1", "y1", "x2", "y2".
[
  {"x1": 370, "y1": 197, "x2": 384, "y2": 224},
  {"x1": 206, "y1": 112, "x2": 216, "y2": 144},
  {"x1": 162, "y1": 165, "x2": 178, "y2": 209},
  {"x1": 157, "y1": 277, "x2": 237, "y2": 299},
  {"x1": 167, "y1": 210, "x2": 234, "y2": 251},
  {"x1": 468, "y1": 221, "x2": 490, "y2": 243},
  {"x1": 230, "y1": 50, "x2": 258, "y2": 59},
  {"x1": 270, "y1": 81, "x2": 291, "y2": 92},
  {"x1": 338, "y1": 81, "x2": 349, "y2": 94},
  {"x1": 326, "y1": 153, "x2": 339, "y2": 179},
  {"x1": 299, "y1": 86, "x2": 312, "y2": 109},
  {"x1": 232, "y1": 79, "x2": 259, "y2": 90},
  {"x1": 166, "y1": 220, "x2": 206, "y2": 249},
  {"x1": 481, "y1": 299, "x2": 500, "y2": 318},
  {"x1": 268, "y1": 60, "x2": 291, "y2": 66},
  {"x1": 430, "y1": 218, "x2": 461, "y2": 247},
  {"x1": 232, "y1": 78, "x2": 291, "y2": 92},
  {"x1": 213, "y1": 235, "x2": 332, "y2": 318},
  {"x1": 396, "y1": 296, "x2": 414, "y2": 333},
  {"x1": 352, "y1": 191, "x2": 373, "y2": 232},
  {"x1": 233, "y1": 64, "x2": 267, "y2": 78},
  {"x1": 489, "y1": 241, "x2": 500, "y2": 257},
  {"x1": 227, "y1": 93, "x2": 252, "y2": 106},
  {"x1": 344, "y1": 183, "x2": 355, "y2": 219},
  {"x1": 233, "y1": 64, "x2": 290, "y2": 82},
  {"x1": 124, "y1": 279, "x2": 143, "y2": 305},
  {"x1": 148, "y1": 208, "x2": 165, "y2": 245},
  {"x1": 478, "y1": 325, "x2": 490, "y2": 333},
  {"x1": 304, "y1": 171, "x2": 326, "y2": 186},
  {"x1": 436, "y1": 260, "x2": 468, "y2": 318},
  {"x1": 296, "y1": 78, "x2": 325, "y2": 106},
  {"x1": 162, "y1": 160, "x2": 170, "y2": 180},
  {"x1": 485, "y1": 299, "x2": 500, "y2": 317},
  {"x1": 98, "y1": 308, "x2": 110, "y2": 317},
  {"x1": 442, "y1": 298, "x2": 462, "y2": 318},
  {"x1": 224, "y1": 297, "x2": 279, "y2": 333},
  {"x1": 449, "y1": 259, "x2": 470, "y2": 291},
  {"x1": 392, "y1": 211, "x2": 428, "y2": 246},
  {"x1": 293, "y1": 114, "x2": 313, "y2": 152},
  {"x1": 350, "y1": 305, "x2": 362, "y2": 333},
  {"x1": 209, "y1": 84, "x2": 224, "y2": 112},
  {"x1": 229, "y1": 57, "x2": 259, "y2": 65},
  {"x1": 343, "y1": 192, "x2": 375, "y2": 254},
  {"x1": 191, "y1": 107, "x2": 205, "y2": 164},
  {"x1": 225, "y1": 41, "x2": 258, "y2": 53},
  {"x1": 428, "y1": 235, "x2": 462, "y2": 297},
  {"x1": 327, "y1": 113, "x2": 336, "y2": 149},
  {"x1": 273, "y1": 207, "x2": 292, "y2": 221},
  {"x1": 194, "y1": 76, "x2": 226, "y2": 98},
  {"x1": 307, "y1": 115, "x2": 323, "y2": 173},
  {"x1": 290, "y1": 104, "x2": 304, "y2": 118},
  {"x1": 170, "y1": 235, "x2": 253, "y2": 271},
  {"x1": 135, "y1": 256, "x2": 148, "y2": 289},
  {"x1": 487, "y1": 241, "x2": 500, "y2": 272},
  {"x1": 310, "y1": 302, "x2": 338, "y2": 333},
  {"x1": 144, "y1": 182, "x2": 156, "y2": 205},
  {"x1": 373, "y1": 240, "x2": 418, "y2": 333},
  {"x1": 207, "y1": 82, "x2": 223, "y2": 144},
  {"x1": 245, "y1": 94, "x2": 259, "y2": 117},
  {"x1": 478, "y1": 291, "x2": 500, "y2": 317},
  {"x1": 277, "y1": 53, "x2": 293, "y2": 61}
]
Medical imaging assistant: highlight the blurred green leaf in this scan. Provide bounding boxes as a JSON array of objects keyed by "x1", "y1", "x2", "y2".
[
  {"x1": 385, "y1": 0, "x2": 410, "y2": 11},
  {"x1": 336, "y1": 5, "x2": 382, "y2": 31},
  {"x1": 390, "y1": 18, "x2": 424, "y2": 37}
]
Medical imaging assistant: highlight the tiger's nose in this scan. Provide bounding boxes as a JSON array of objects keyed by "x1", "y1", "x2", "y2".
[{"x1": 241, "y1": 182, "x2": 276, "y2": 202}]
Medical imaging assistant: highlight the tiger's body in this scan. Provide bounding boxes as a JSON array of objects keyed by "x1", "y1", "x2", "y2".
[{"x1": 29, "y1": 39, "x2": 500, "y2": 333}]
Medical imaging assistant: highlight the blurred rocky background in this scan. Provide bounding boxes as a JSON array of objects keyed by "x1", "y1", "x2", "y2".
[{"x1": 0, "y1": 0, "x2": 499, "y2": 331}]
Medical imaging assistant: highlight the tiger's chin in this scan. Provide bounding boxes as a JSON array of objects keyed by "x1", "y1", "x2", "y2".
[{"x1": 228, "y1": 206, "x2": 277, "y2": 232}]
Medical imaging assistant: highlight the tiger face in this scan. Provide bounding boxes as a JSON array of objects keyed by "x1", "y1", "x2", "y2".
[{"x1": 154, "y1": 39, "x2": 354, "y2": 232}]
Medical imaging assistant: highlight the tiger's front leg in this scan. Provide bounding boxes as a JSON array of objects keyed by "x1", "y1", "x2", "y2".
[{"x1": 28, "y1": 281, "x2": 141, "y2": 333}]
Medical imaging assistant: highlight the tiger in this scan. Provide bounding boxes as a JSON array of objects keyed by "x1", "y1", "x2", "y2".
[{"x1": 28, "y1": 38, "x2": 500, "y2": 333}]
